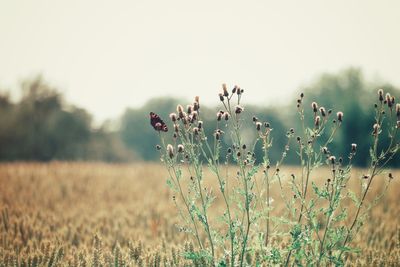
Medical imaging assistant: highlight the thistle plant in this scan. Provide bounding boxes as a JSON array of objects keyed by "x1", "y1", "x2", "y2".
[{"x1": 151, "y1": 85, "x2": 399, "y2": 266}]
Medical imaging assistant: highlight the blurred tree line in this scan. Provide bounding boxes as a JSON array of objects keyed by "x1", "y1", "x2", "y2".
[{"x1": 0, "y1": 68, "x2": 399, "y2": 166}]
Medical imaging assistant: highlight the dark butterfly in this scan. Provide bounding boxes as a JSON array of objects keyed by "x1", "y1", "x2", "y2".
[{"x1": 150, "y1": 112, "x2": 168, "y2": 132}]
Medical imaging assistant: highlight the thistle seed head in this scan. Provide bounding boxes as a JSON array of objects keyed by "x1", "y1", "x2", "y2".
[
  {"x1": 177, "y1": 144, "x2": 184, "y2": 153},
  {"x1": 193, "y1": 127, "x2": 199, "y2": 135},
  {"x1": 378, "y1": 89, "x2": 384, "y2": 102},
  {"x1": 351, "y1": 143, "x2": 357, "y2": 153},
  {"x1": 217, "y1": 112, "x2": 223, "y2": 121},
  {"x1": 337, "y1": 111, "x2": 343, "y2": 122},
  {"x1": 386, "y1": 93, "x2": 392, "y2": 108},
  {"x1": 396, "y1": 103, "x2": 400, "y2": 118},
  {"x1": 319, "y1": 107, "x2": 326, "y2": 117},
  {"x1": 167, "y1": 144, "x2": 174, "y2": 159},
  {"x1": 311, "y1": 102, "x2": 318, "y2": 113},
  {"x1": 169, "y1": 113, "x2": 177, "y2": 122},
  {"x1": 235, "y1": 105, "x2": 243, "y2": 114},
  {"x1": 373, "y1": 123, "x2": 380, "y2": 135},
  {"x1": 315, "y1": 116, "x2": 321, "y2": 128},
  {"x1": 224, "y1": 112, "x2": 230, "y2": 121},
  {"x1": 256, "y1": 122, "x2": 262, "y2": 131},
  {"x1": 187, "y1": 105, "x2": 193, "y2": 114}
]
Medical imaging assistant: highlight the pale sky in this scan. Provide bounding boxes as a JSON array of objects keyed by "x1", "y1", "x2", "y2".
[{"x1": 1, "y1": 0, "x2": 399, "y2": 122}]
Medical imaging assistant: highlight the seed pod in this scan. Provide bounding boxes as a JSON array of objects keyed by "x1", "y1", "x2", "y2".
[
  {"x1": 167, "y1": 144, "x2": 174, "y2": 159},
  {"x1": 219, "y1": 93, "x2": 224, "y2": 102},
  {"x1": 256, "y1": 122, "x2": 262, "y2": 131},
  {"x1": 351, "y1": 143, "x2": 357, "y2": 153},
  {"x1": 329, "y1": 156, "x2": 336, "y2": 165},
  {"x1": 217, "y1": 112, "x2": 222, "y2": 121},
  {"x1": 314, "y1": 116, "x2": 320, "y2": 128},
  {"x1": 224, "y1": 112, "x2": 230, "y2": 121},
  {"x1": 373, "y1": 123, "x2": 380, "y2": 136},
  {"x1": 311, "y1": 102, "x2": 318, "y2": 113},
  {"x1": 177, "y1": 144, "x2": 184, "y2": 153},
  {"x1": 337, "y1": 111, "x2": 343, "y2": 122},
  {"x1": 319, "y1": 107, "x2": 326, "y2": 117},
  {"x1": 242, "y1": 144, "x2": 246, "y2": 150},
  {"x1": 235, "y1": 105, "x2": 243, "y2": 114},
  {"x1": 170, "y1": 113, "x2": 177, "y2": 122},
  {"x1": 378, "y1": 89, "x2": 384, "y2": 102}
]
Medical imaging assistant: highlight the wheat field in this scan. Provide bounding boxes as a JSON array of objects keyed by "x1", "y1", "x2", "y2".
[{"x1": 0, "y1": 162, "x2": 399, "y2": 266}]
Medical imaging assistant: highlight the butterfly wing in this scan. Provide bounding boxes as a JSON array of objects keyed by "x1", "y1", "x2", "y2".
[{"x1": 150, "y1": 112, "x2": 168, "y2": 132}]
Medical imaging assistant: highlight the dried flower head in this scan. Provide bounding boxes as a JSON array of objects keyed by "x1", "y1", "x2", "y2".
[
  {"x1": 322, "y1": 146, "x2": 328, "y2": 154},
  {"x1": 373, "y1": 123, "x2": 380, "y2": 136},
  {"x1": 256, "y1": 122, "x2": 262, "y2": 131},
  {"x1": 337, "y1": 111, "x2": 343, "y2": 122},
  {"x1": 329, "y1": 156, "x2": 336, "y2": 165},
  {"x1": 177, "y1": 144, "x2": 184, "y2": 153},
  {"x1": 224, "y1": 112, "x2": 230, "y2": 121},
  {"x1": 235, "y1": 105, "x2": 244, "y2": 114},
  {"x1": 351, "y1": 143, "x2": 357, "y2": 153},
  {"x1": 167, "y1": 144, "x2": 174, "y2": 159},
  {"x1": 187, "y1": 105, "x2": 193, "y2": 114},
  {"x1": 319, "y1": 107, "x2": 326, "y2": 117},
  {"x1": 174, "y1": 124, "x2": 179, "y2": 133},
  {"x1": 217, "y1": 112, "x2": 223, "y2": 121},
  {"x1": 378, "y1": 89, "x2": 384, "y2": 102},
  {"x1": 315, "y1": 116, "x2": 321, "y2": 128},
  {"x1": 311, "y1": 102, "x2": 318, "y2": 113},
  {"x1": 169, "y1": 113, "x2": 177, "y2": 122},
  {"x1": 193, "y1": 127, "x2": 199, "y2": 135}
]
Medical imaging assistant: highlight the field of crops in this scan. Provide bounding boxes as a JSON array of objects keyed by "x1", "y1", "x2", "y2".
[{"x1": 0, "y1": 162, "x2": 399, "y2": 266}]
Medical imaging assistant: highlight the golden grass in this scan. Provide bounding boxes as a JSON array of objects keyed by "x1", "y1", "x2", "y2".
[{"x1": 0, "y1": 162, "x2": 399, "y2": 266}]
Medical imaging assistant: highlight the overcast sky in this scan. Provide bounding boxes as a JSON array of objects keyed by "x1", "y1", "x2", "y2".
[{"x1": 0, "y1": 0, "x2": 399, "y2": 122}]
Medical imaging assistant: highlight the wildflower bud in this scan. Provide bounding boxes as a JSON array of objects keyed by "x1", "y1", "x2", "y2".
[
  {"x1": 173, "y1": 133, "x2": 177, "y2": 139},
  {"x1": 328, "y1": 109, "x2": 332, "y2": 115},
  {"x1": 177, "y1": 144, "x2": 184, "y2": 153},
  {"x1": 351, "y1": 143, "x2": 357, "y2": 153},
  {"x1": 219, "y1": 93, "x2": 224, "y2": 102},
  {"x1": 174, "y1": 124, "x2": 179, "y2": 133},
  {"x1": 169, "y1": 113, "x2": 177, "y2": 122},
  {"x1": 396, "y1": 104, "x2": 400, "y2": 119},
  {"x1": 177, "y1": 104, "x2": 184, "y2": 114},
  {"x1": 300, "y1": 93, "x2": 304, "y2": 98},
  {"x1": 373, "y1": 123, "x2": 379, "y2": 136},
  {"x1": 242, "y1": 144, "x2": 246, "y2": 150},
  {"x1": 215, "y1": 131, "x2": 221, "y2": 140},
  {"x1": 167, "y1": 144, "x2": 174, "y2": 159},
  {"x1": 327, "y1": 178, "x2": 331, "y2": 183},
  {"x1": 232, "y1": 86, "x2": 237, "y2": 94},
  {"x1": 191, "y1": 111, "x2": 198, "y2": 121},
  {"x1": 311, "y1": 102, "x2": 318, "y2": 113},
  {"x1": 222, "y1": 83, "x2": 228, "y2": 96},
  {"x1": 198, "y1": 121, "x2": 203, "y2": 129},
  {"x1": 378, "y1": 89, "x2": 384, "y2": 102},
  {"x1": 264, "y1": 122, "x2": 270, "y2": 128},
  {"x1": 252, "y1": 116, "x2": 258, "y2": 122},
  {"x1": 296, "y1": 136, "x2": 301, "y2": 142},
  {"x1": 388, "y1": 173, "x2": 393, "y2": 179},
  {"x1": 155, "y1": 122, "x2": 162, "y2": 131},
  {"x1": 322, "y1": 147, "x2": 328, "y2": 154},
  {"x1": 362, "y1": 174, "x2": 370, "y2": 179},
  {"x1": 297, "y1": 99, "x2": 301, "y2": 104},
  {"x1": 193, "y1": 102, "x2": 200, "y2": 111},
  {"x1": 217, "y1": 112, "x2": 222, "y2": 121},
  {"x1": 156, "y1": 145, "x2": 161, "y2": 150},
  {"x1": 235, "y1": 105, "x2": 243, "y2": 114},
  {"x1": 329, "y1": 156, "x2": 336, "y2": 165},
  {"x1": 391, "y1": 96, "x2": 395, "y2": 107},
  {"x1": 236, "y1": 151, "x2": 241, "y2": 157},
  {"x1": 193, "y1": 127, "x2": 199, "y2": 135},
  {"x1": 314, "y1": 116, "x2": 321, "y2": 128},
  {"x1": 337, "y1": 111, "x2": 343, "y2": 122},
  {"x1": 227, "y1": 148, "x2": 232, "y2": 154},
  {"x1": 386, "y1": 93, "x2": 392, "y2": 108},
  {"x1": 290, "y1": 128, "x2": 295, "y2": 134},
  {"x1": 187, "y1": 105, "x2": 193, "y2": 114},
  {"x1": 223, "y1": 87, "x2": 229, "y2": 97},
  {"x1": 236, "y1": 86, "x2": 241, "y2": 95},
  {"x1": 240, "y1": 89, "x2": 244, "y2": 94},
  {"x1": 319, "y1": 107, "x2": 326, "y2": 117},
  {"x1": 339, "y1": 157, "x2": 343, "y2": 163},
  {"x1": 256, "y1": 122, "x2": 262, "y2": 131},
  {"x1": 224, "y1": 112, "x2": 230, "y2": 121}
]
